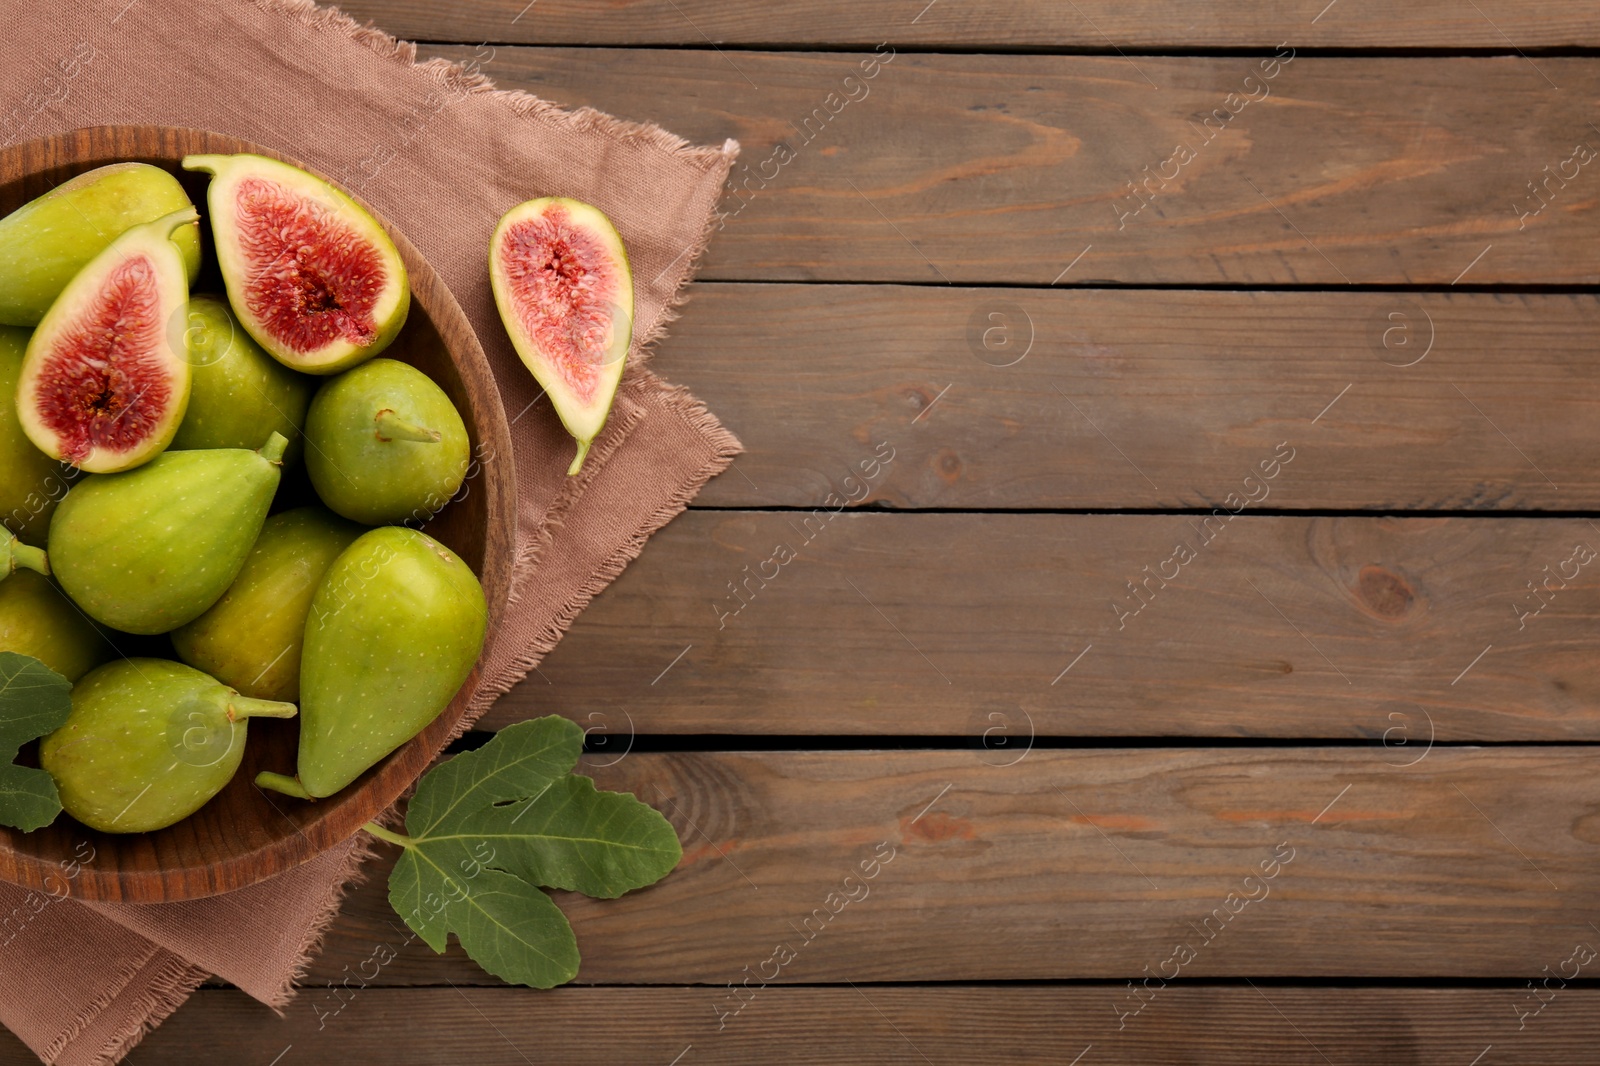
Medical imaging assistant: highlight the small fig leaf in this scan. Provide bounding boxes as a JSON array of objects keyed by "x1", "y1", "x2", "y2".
[
  {"x1": 0, "y1": 652, "x2": 72, "y2": 831},
  {"x1": 387, "y1": 715, "x2": 681, "y2": 989}
]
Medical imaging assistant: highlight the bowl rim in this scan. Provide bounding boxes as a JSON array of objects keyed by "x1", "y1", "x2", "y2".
[{"x1": 0, "y1": 125, "x2": 518, "y2": 901}]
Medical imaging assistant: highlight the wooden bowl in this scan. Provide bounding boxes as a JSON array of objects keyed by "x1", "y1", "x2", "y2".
[{"x1": 0, "y1": 127, "x2": 516, "y2": 901}]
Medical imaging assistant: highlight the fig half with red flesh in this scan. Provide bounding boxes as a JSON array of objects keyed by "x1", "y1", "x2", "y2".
[
  {"x1": 183, "y1": 154, "x2": 409, "y2": 375},
  {"x1": 15, "y1": 207, "x2": 198, "y2": 474},
  {"x1": 490, "y1": 197, "x2": 633, "y2": 476}
]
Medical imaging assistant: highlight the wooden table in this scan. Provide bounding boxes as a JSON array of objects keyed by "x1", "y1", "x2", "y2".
[{"x1": 15, "y1": 3, "x2": 1600, "y2": 1063}]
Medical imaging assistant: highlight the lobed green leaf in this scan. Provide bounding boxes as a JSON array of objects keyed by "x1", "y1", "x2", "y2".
[
  {"x1": 387, "y1": 715, "x2": 682, "y2": 990},
  {"x1": 0, "y1": 652, "x2": 72, "y2": 831}
]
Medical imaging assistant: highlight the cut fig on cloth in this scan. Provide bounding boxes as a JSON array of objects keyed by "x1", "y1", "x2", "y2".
[
  {"x1": 490, "y1": 197, "x2": 633, "y2": 476},
  {"x1": 15, "y1": 207, "x2": 199, "y2": 474},
  {"x1": 183, "y1": 154, "x2": 409, "y2": 375},
  {"x1": 0, "y1": 162, "x2": 202, "y2": 327}
]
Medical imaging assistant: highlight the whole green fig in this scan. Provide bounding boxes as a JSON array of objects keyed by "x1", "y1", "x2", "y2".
[
  {"x1": 170, "y1": 296, "x2": 316, "y2": 464},
  {"x1": 41, "y1": 658, "x2": 296, "y2": 833},
  {"x1": 304, "y1": 359, "x2": 470, "y2": 525},
  {"x1": 49, "y1": 433, "x2": 287, "y2": 634},
  {"x1": 256, "y1": 527, "x2": 486, "y2": 799},
  {"x1": 171, "y1": 506, "x2": 364, "y2": 702},
  {"x1": 0, "y1": 569, "x2": 108, "y2": 682}
]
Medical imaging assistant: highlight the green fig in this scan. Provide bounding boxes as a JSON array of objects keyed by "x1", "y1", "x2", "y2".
[
  {"x1": 183, "y1": 154, "x2": 409, "y2": 374},
  {"x1": 170, "y1": 295, "x2": 316, "y2": 465},
  {"x1": 41, "y1": 658, "x2": 296, "y2": 833},
  {"x1": 171, "y1": 506, "x2": 364, "y2": 702},
  {"x1": 256, "y1": 527, "x2": 486, "y2": 799},
  {"x1": 304, "y1": 358, "x2": 470, "y2": 525},
  {"x1": 0, "y1": 326, "x2": 69, "y2": 541},
  {"x1": 49, "y1": 433, "x2": 288, "y2": 635},
  {"x1": 15, "y1": 207, "x2": 200, "y2": 473},
  {"x1": 0, "y1": 163, "x2": 202, "y2": 327},
  {"x1": 0, "y1": 569, "x2": 108, "y2": 682},
  {"x1": 489, "y1": 197, "x2": 633, "y2": 476}
]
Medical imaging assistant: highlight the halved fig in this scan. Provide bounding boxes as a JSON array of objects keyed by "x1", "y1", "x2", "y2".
[
  {"x1": 489, "y1": 197, "x2": 633, "y2": 475},
  {"x1": 183, "y1": 154, "x2": 409, "y2": 375},
  {"x1": 15, "y1": 208, "x2": 198, "y2": 473}
]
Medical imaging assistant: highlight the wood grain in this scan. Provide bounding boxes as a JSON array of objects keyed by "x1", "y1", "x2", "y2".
[
  {"x1": 63, "y1": 986, "x2": 1594, "y2": 1065},
  {"x1": 0, "y1": 126, "x2": 516, "y2": 903},
  {"x1": 300, "y1": 749, "x2": 1600, "y2": 985},
  {"x1": 417, "y1": 47, "x2": 1600, "y2": 286},
  {"x1": 348, "y1": 0, "x2": 1600, "y2": 49},
  {"x1": 486, "y1": 511, "x2": 1600, "y2": 738},
  {"x1": 663, "y1": 284, "x2": 1600, "y2": 511}
]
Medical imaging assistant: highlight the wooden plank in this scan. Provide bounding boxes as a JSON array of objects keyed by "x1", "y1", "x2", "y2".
[
  {"x1": 345, "y1": 0, "x2": 1600, "y2": 49},
  {"x1": 417, "y1": 48, "x2": 1600, "y2": 285},
  {"x1": 91, "y1": 987, "x2": 1600, "y2": 1065},
  {"x1": 483, "y1": 512, "x2": 1600, "y2": 738},
  {"x1": 665, "y1": 285, "x2": 1600, "y2": 511},
  {"x1": 304, "y1": 749, "x2": 1600, "y2": 985}
]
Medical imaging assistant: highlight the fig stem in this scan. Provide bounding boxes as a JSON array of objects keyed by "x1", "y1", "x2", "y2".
[
  {"x1": 256, "y1": 771, "x2": 316, "y2": 800},
  {"x1": 567, "y1": 439, "x2": 592, "y2": 477},
  {"x1": 375, "y1": 409, "x2": 441, "y2": 444},
  {"x1": 258, "y1": 431, "x2": 290, "y2": 465},
  {"x1": 363, "y1": 822, "x2": 413, "y2": 849},
  {"x1": 228, "y1": 696, "x2": 298, "y2": 721},
  {"x1": 153, "y1": 205, "x2": 201, "y2": 238},
  {"x1": 6, "y1": 537, "x2": 48, "y2": 577}
]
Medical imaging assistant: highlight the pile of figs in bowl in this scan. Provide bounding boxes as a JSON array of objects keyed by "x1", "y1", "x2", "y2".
[{"x1": 0, "y1": 127, "x2": 515, "y2": 902}]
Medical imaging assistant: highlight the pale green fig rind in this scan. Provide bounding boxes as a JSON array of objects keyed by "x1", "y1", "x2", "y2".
[
  {"x1": 0, "y1": 326, "x2": 66, "y2": 542},
  {"x1": 0, "y1": 163, "x2": 202, "y2": 327},
  {"x1": 488, "y1": 197, "x2": 633, "y2": 475},
  {"x1": 297, "y1": 527, "x2": 487, "y2": 797},
  {"x1": 182, "y1": 154, "x2": 410, "y2": 374},
  {"x1": 171, "y1": 506, "x2": 365, "y2": 702},
  {"x1": 0, "y1": 569, "x2": 109, "y2": 682},
  {"x1": 304, "y1": 359, "x2": 471, "y2": 525},
  {"x1": 15, "y1": 209, "x2": 199, "y2": 474},
  {"x1": 169, "y1": 295, "x2": 316, "y2": 465},
  {"x1": 48, "y1": 446, "x2": 282, "y2": 635},
  {"x1": 39, "y1": 659, "x2": 256, "y2": 833}
]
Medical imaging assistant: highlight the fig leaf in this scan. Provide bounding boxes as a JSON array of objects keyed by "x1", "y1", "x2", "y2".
[
  {"x1": 382, "y1": 716, "x2": 683, "y2": 989},
  {"x1": 0, "y1": 652, "x2": 72, "y2": 831}
]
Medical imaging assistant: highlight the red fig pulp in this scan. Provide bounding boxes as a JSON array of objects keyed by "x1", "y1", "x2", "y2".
[
  {"x1": 489, "y1": 198, "x2": 633, "y2": 475},
  {"x1": 183, "y1": 154, "x2": 409, "y2": 375},
  {"x1": 15, "y1": 208, "x2": 197, "y2": 473}
]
